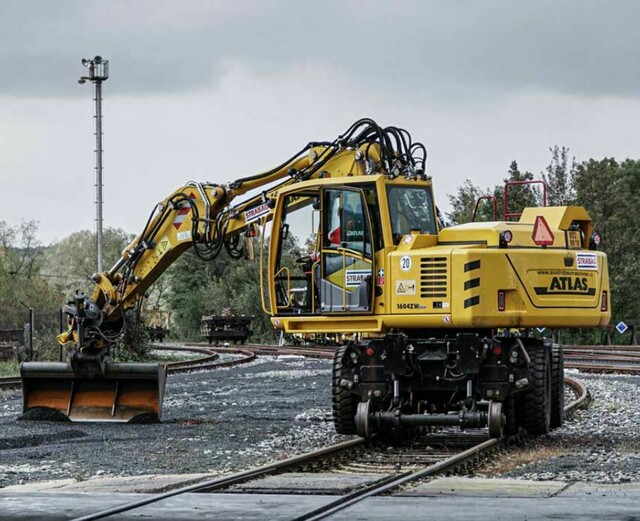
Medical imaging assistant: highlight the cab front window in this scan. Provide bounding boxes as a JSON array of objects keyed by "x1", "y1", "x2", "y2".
[{"x1": 387, "y1": 186, "x2": 437, "y2": 244}]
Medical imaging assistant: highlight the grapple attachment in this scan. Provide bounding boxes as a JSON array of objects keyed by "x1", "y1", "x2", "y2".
[{"x1": 20, "y1": 361, "x2": 166, "y2": 422}]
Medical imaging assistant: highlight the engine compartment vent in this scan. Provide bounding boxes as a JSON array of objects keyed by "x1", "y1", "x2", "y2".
[{"x1": 420, "y1": 257, "x2": 448, "y2": 298}]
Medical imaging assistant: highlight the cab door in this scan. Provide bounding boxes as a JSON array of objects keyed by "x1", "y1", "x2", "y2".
[{"x1": 319, "y1": 187, "x2": 375, "y2": 313}]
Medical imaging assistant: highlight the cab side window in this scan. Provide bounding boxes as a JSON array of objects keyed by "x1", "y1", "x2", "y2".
[{"x1": 323, "y1": 189, "x2": 370, "y2": 257}]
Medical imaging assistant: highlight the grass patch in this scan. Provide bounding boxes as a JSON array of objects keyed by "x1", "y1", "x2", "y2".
[
  {"x1": 0, "y1": 358, "x2": 20, "y2": 378},
  {"x1": 474, "y1": 440, "x2": 564, "y2": 476}
]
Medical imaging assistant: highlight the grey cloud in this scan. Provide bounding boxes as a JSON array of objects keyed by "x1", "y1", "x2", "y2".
[{"x1": 1, "y1": 0, "x2": 639, "y2": 100}]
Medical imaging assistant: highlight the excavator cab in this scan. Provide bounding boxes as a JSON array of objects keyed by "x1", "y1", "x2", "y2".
[{"x1": 268, "y1": 181, "x2": 378, "y2": 317}]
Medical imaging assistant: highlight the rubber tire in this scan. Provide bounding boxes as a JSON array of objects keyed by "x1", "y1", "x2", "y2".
[
  {"x1": 550, "y1": 344, "x2": 565, "y2": 429},
  {"x1": 523, "y1": 345, "x2": 552, "y2": 435},
  {"x1": 332, "y1": 344, "x2": 358, "y2": 435}
]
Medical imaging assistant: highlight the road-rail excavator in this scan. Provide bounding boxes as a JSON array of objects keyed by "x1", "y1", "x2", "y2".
[{"x1": 21, "y1": 119, "x2": 610, "y2": 438}]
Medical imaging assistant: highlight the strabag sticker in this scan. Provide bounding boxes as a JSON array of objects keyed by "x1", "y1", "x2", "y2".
[
  {"x1": 245, "y1": 203, "x2": 271, "y2": 224},
  {"x1": 345, "y1": 270, "x2": 371, "y2": 288},
  {"x1": 576, "y1": 252, "x2": 598, "y2": 271}
]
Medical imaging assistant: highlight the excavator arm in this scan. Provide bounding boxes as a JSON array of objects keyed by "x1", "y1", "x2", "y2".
[{"x1": 21, "y1": 118, "x2": 424, "y2": 422}]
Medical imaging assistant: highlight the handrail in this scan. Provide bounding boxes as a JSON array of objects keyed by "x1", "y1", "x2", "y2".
[
  {"x1": 471, "y1": 195, "x2": 498, "y2": 222},
  {"x1": 504, "y1": 180, "x2": 547, "y2": 220}
]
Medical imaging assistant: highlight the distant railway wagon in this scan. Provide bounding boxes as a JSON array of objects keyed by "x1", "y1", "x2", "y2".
[
  {"x1": 200, "y1": 315, "x2": 253, "y2": 345},
  {"x1": 0, "y1": 328, "x2": 23, "y2": 361},
  {"x1": 146, "y1": 309, "x2": 171, "y2": 342}
]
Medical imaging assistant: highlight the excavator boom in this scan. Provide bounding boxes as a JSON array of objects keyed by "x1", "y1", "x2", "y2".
[{"x1": 21, "y1": 118, "x2": 400, "y2": 422}]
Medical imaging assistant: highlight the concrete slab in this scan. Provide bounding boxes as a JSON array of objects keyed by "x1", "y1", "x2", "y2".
[
  {"x1": 561, "y1": 481, "x2": 640, "y2": 497},
  {"x1": 400, "y1": 476, "x2": 569, "y2": 498},
  {"x1": 230, "y1": 472, "x2": 383, "y2": 494},
  {"x1": 0, "y1": 491, "x2": 335, "y2": 521},
  {"x1": 329, "y1": 496, "x2": 640, "y2": 521},
  {"x1": 2, "y1": 491, "x2": 640, "y2": 521},
  {"x1": 1, "y1": 473, "x2": 215, "y2": 494}
]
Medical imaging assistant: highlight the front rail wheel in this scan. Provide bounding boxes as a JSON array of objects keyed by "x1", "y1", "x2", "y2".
[{"x1": 488, "y1": 401, "x2": 505, "y2": 439}]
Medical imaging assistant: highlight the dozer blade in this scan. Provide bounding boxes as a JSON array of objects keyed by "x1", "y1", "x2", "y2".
[{"x1": 20, "y1": 362, "x2": 166, "y2": 422}]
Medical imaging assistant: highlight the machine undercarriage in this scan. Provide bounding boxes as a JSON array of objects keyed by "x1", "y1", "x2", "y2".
[{"x1": 332, "y1": 331, "x2": 563, "y2": 439}]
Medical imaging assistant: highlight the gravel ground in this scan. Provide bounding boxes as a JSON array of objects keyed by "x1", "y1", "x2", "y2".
[
  {"x1": 0, "y1": 355, "x2": 351, "y2": 488},
  {"x1": 476, "y1": 370, "x2": 640, "y2": 483},
  {"x1": 1, "y1": 360, "x2": 639, "y2": 489}
]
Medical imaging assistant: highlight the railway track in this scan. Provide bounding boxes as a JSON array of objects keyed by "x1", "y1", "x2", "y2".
[
  {"x1": 67, "y1": 376, "x2": 590, "y2": 521},
  {"x1": 563, "y1": 344, "x2": 640, "y2": 374},
  {"x1": 0, "y1": 343, "x2": 595, "y2": 520}
]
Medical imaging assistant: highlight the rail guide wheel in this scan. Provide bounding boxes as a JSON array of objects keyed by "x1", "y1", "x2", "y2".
[
  {"x1": 355, "y1": 400, "x2": 373, "y2": 438},
  {"x1": 488, "y1": 401, "x2": 505, "y2": 439}
]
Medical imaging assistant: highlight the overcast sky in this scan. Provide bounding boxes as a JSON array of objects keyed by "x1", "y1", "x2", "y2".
[{"x1": 1, "y1": 0, "x2": 639, "y2": 245}]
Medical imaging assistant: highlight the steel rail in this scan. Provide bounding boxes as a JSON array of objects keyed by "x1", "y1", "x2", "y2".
[
  {"x1": 293, "y1": 376, "x2": 591, "y2": 521},
  {"x1": 69, "y1": 438, "x2": 365, "y2": 521},
  {"x1": 293, "y1": 437, "x2": 503, "y2": 521},
  {"x1": 0, "y1": 376, "x2": 21, "y2": 389},
  {"x1": 564, "y1": 375, "x2": 590, "y2": 415},
  {"x1": 158, "y1": 345, "x2": 257, "y2": 373}
]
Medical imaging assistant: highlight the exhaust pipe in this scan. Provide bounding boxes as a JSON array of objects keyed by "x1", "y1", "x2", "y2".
[{"x1": 20, "y1": 361, "x2": 166, "y2": 422}]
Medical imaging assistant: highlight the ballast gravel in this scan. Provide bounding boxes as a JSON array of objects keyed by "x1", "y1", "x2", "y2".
[
  {"x1": 476, "y1": 370, "x2": 640, "y2": 483},
  {"x1": 0, "y1": 355, "x2": 350, "y2": 488},
  {"x1": 1, "y1": 358, "x2": 639, "y2": 488}
]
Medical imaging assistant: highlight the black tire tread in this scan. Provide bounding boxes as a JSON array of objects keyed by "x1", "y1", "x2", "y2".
[
  {"x1": 550, "y1": 344, "x2": 564, "y2": 429},
  {"x1": 523, "y1": 344, "x2": 551, "y2": 435},
  {"x1": 332, "y1": 344, "x2": 357, "y2": 435}
]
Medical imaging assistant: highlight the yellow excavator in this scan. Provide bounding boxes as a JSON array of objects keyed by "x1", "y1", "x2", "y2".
[{"x1": 21, "y1": 119, "x2": 610, "y2": 437}]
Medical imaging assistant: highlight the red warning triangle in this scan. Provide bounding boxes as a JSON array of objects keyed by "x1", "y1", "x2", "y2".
[{"x1": 532, "y1": 215, "x2": 554, "y2": 246}]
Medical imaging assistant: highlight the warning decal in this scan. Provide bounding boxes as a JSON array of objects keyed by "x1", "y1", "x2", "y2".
[
  {"x1": 396, "y1": 280, "x2": 417, "y2": 295},
  {"x1": 532, "y1": 215, "x2": 554, "y2": 246},
  {"x1": 155, "y1": 236, "x2": 170, "y2": 259},
  {"x1": 172, "y1": 193, "x2": 196, "y2": 230}
]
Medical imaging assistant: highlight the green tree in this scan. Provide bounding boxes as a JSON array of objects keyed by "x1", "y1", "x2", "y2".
[
  {"x1": 542, "y1": 146, "x2": 576, "y2": 206},
  {"x1": 166, "y1": 232, "x2": 303, "y2": 344},
  {"x1": 41, "y1": 228, "x2": 134, "y2": 297},
  {"x1": 165, "y1": 248, "x2": 232, "y2": 339},
  {"x1": 501, "y1": 160, "x2": 540, "y2": 220},
  {"x1": 446, "y1": 179, "x2": 494, "y2": 224},
  {"x1": 0, "y1": 221, "x2": 64, "y2": 358},
  {"x1": 574, "y1": 159, "x2": 640, "y2": 323}
]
